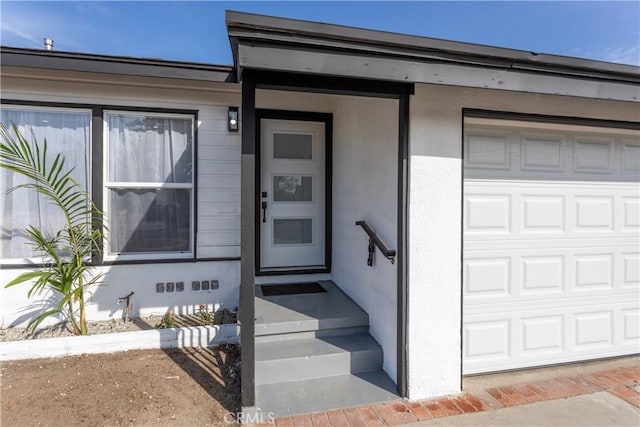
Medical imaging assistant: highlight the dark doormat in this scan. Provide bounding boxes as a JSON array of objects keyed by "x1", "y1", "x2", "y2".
[{"x1": 261, "y1": 282, "x2": 327, "y2": 296}]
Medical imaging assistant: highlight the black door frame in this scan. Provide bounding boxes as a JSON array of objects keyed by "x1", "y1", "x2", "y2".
[
  {"x1": 255, "y1": 109, "x2": 333, "y2": 276},
  {"x1": 240, "y1": 69, "x2": 413, "y2": 408}
]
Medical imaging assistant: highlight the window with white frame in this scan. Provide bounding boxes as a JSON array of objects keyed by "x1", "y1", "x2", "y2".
[
  {"x1": 0, "y1": 105, "x2": 91, "y2": 262},
  {"x1": 104, "y1": 111, "x2": 194, "y2": 260}
]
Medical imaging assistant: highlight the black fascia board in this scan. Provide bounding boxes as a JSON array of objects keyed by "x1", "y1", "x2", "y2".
[
  {"x1": 1, "y1": 46, "x2": 237, "y2": 83},
  {"x1": 244, "y1": 68, "x2": 414, "y2": 99},
  {"x1": 226, "y1": 10, "x2": 640, "y2": 84}
]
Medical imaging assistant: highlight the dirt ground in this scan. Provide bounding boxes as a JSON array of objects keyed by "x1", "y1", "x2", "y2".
[{"x1": 0, "y1": 346, "x2": 241, "y2": 427}]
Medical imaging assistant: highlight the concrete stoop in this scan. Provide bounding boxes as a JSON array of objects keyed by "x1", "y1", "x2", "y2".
[{"x1": 252, "y1": 281, "x2": 399, "y2": 418}]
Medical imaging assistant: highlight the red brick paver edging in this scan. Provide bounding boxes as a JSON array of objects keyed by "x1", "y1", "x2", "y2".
[{"x1": 243, "y1": 365, "x2": 640, "y2": 426}]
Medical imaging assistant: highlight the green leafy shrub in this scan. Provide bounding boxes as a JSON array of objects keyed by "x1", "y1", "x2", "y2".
[
  {"x1": 155, "y1": 310, "x2": 176, "y2": 329},
  {"x1": 196, "y1": 304, "x2": 213, "y2": 326}
]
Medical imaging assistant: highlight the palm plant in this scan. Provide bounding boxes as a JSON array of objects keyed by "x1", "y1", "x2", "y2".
[{"x1": 0, "y1": 122, "x2": 104, "y2": 335}]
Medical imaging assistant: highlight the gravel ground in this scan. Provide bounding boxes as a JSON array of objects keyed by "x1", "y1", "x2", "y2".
[
  {"x1": 0, "y1": 310, "x2": 237, "y2": 342},
  {"x1": 0, "y1": 317, "x2": 159, "y2": 342}
]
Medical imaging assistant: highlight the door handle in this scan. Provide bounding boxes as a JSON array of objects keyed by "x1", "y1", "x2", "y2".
[{"x1": 261, "y1": 201, "x2": 267, "y2": 223}]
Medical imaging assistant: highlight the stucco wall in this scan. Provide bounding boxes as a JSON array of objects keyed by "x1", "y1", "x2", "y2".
[
  {"x1": 256, "y1": 90, "x2": 400, "y2": 381},
  {"x1": 331, "y1": 96, "x2": 399, "y2": 380},
  {"x1": 407, "y1": 82, "x2": 640, "y2": 399},
  {"x1": 0, "y1": 68, "x2": 242, "y2": 327}
]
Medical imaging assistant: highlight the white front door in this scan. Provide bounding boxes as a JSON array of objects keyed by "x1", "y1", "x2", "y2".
[{"x1": 260, "y1": 118, "x2": 326, "y2": 270}]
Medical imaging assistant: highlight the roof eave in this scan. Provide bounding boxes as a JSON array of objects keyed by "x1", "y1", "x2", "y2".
[
  {"x1": 0, "y1": 46, "x2": 237, "y2": 83},
  {"x1": 225, "y1": 10, "x2": 640, "y2": 83}
]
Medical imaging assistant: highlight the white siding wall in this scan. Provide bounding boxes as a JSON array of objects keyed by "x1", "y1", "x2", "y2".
[
  {"x1": 407, "y1": 83, "x2": 640, "y2": 400},
  {"x1": 2, "y1": 262, "x2": 240, "y2": 325},
  {"x1": 0, "y1": 69, "x2": 243, "y2": 327},
  {"x1": 196, "y1": 104, "x2": 242, "y2": 258}
]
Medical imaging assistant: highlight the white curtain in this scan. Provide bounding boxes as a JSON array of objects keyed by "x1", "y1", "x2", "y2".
[
  {"x1": 107, "y1": 115, "x2": 192, "y2": 254},
  {"x1": 0, "y1": 108, "x2": 90, "y2": 261},
  {"x1": 108, "y1": 115, "x2": 191, "y2": 184}
]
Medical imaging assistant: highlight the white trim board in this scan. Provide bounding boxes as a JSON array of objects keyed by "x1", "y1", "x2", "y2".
[
  {"x1": 0, "y1": 324, "x2": 239, "y2": 361},
  {"x1": 238, "y1": 44, "x2": 639, "y2": 102}
]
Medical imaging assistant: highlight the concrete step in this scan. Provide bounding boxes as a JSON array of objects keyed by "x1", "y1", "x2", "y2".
[
  {"x1": 255, "y1": 281, "x2": 369, "y2": 336},
  {"x1": 252, "y1": 280, "x2": 397, "y2": 417},
  {"x1": 255, "y1": 334, "x2": 383, "y2": 385},
  {"x1": 255, "y1": 371, "x2": 399, "y2": 418},
  {"x1": 255, "y1": 326, "x2": 370, "y2": 343}
]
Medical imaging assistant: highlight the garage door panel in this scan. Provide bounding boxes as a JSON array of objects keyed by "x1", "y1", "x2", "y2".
[
  {"x1": 573, "y1": 137, "x2": 615, "y2": 174},
  {"x1": 521, "y1": 315, "x2": 565, "y2": 354},
  {"x1": 465, "y1": 183, "x2": 636, "y2": 240},
  {"x1": 622, "y1": 140, "x2": 640, "y2": 175},
  {"x1": 520, "y1": 134, "x2": 564, "y2": 172},
  {"x1": 574, "y1": 311, "x2": 613, "y2": 349},
  {"x1": 521, "y1": 195, "x2": 565, "y2": 232},
  {"x1": 464, "y1": 120, "x2": 639, "y2": 374},
  {"x1": 521, "y1": 255, "x2": 564, "y2": 294},
  {"x1": 466, "y1": 247, "x2": 637, "y2": 302},
  {"x1": 574, "y1": 253, "x2": 613, "y2": 290},
  {"x1": 464, "y1": 257, "x2": 511, "y2": 297},
  {"x1": 464, "y1": 319, "x2": 511, "y2": 361},
  {"x1": 465, "y1": 124, "x2": 640, "y2": 182},
  {"x1": 574, "y1": 196, "x2": 614, "y2": 231},
  {"x1": 622, "y1": 253, "x2": 639, "y2": 287},
  {"x1": 622, "y1": 197, "x2": 640, "y2": 229},
  {"x1": 622, "y1": 309, "x2": 640, "y2": 344},
  {"x1": 464, "y1": 302, "x2": 639, "y2": 374},
  {"x1": 465, "y1": 194, "x2": 511, "y2": 234},
  {"x1": 464, "y1": 132, "x2": 511, "y2": 170}
]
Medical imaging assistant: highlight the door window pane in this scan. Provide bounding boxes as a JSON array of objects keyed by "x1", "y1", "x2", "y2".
[
  {"x1": 273, "y1": 133, "x2": 313, "y2": 159},
  {"x1": 273, "y1": 219, "x2": 313, "y2": 245},
  {"x1": 273, "y1": 176, "x2": 313, "y2": 202}
]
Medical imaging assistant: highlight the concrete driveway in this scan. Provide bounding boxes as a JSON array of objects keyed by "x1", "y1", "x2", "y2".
[
  {"x1": 271, "y1": 356, "x2": 639, "y2": 427},
  {"x1": 407, "y1": 356, "x2": 640, "y2": 426},
  {"x1": 406, "y1": 391, "x2": 638, "y2": 426}
]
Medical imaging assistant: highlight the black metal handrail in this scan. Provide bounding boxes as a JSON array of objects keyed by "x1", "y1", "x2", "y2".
[{"x1": 355, "y1": 220, "x2": 396, "y2": 266}]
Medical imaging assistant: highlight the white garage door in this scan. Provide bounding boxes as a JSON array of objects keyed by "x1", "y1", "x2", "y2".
[{"x1": 463, "y1": 117, "x2": 640, "y2": 375}]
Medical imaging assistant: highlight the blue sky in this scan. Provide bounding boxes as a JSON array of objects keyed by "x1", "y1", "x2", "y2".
[{"x1": 1, "y1": 1, "x2": 639, "y2": 66}]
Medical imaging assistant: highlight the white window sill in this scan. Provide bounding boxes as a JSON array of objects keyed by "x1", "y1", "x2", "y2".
[{"x1": 102, "y1": 252, "x2": 194, "y2": 263}]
